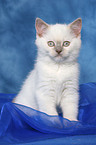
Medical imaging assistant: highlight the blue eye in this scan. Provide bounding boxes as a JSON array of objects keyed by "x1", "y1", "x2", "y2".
[
  {"x1": 47, "y1": 41, "x2": 55, "y2": 47},
  {"x1": 63, "y1": 41, "x2": 70, "y2": 47}
]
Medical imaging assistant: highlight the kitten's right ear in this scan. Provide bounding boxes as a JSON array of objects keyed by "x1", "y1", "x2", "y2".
[
  {"x1": 69, "y1": 18, "x2": 82, "y2": 37},
  {"x1": 35, "y1": 18, "x2": 49, "y2": 37}
]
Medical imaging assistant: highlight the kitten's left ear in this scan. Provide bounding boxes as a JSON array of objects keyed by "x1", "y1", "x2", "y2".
[
  {"x1": 35, "y1": 18, "x2": 49, "y2": 37},
  {"x1": 69, "y1": 18, "x2": 82, "y2": 37}
]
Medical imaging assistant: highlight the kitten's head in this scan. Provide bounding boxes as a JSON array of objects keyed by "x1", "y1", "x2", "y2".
[{"x1": 35, "y1": 18, "x2": 82, "y2": 63}]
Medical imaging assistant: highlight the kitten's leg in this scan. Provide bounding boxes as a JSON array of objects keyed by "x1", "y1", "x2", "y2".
[
  {"x1": 61, "y1": 82, "x2": 79, "y2": 121},
  {"x1": 36, "y1": 91, "x2": 58, "y2": 116}
]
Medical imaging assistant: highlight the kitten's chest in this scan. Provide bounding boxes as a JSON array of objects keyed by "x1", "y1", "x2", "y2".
[
  {"x1": 37, "y1": 62, "x2": 78, "y2": 92},
  {"x1": 36, "y1": 62, "x2": 78, "y2": 104},
  {"x1": 39, "y1": 62, "x2": 76, "y2": 82}
]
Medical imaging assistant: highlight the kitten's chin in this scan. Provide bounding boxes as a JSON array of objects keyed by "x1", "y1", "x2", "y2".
[
  {"x1": 49, "y1": 54, "x2": 68, "y2": 63},
  {"x1": 49, "y1": 54, "x2": 76, "y2": 64}
]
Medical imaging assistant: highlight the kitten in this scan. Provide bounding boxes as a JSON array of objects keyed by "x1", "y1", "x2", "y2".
[{"x1": 13, "y1": 18, "x2": 82, "y2": 121}]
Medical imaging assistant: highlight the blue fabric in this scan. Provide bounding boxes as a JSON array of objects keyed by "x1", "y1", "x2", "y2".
[
  {"x1": 0, "y1": 83, "x2": 96, "y2": 144},
  {"x1": 0, "y1": 0, "x2": 96, "y2": 94}
]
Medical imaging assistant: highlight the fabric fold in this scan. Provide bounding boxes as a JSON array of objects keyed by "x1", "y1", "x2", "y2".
[{"x1": 0, "y1": 83, "x2": 96, "y2": 143}]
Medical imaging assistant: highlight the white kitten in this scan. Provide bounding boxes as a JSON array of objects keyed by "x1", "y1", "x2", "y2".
[{"x1": 13, "y1": 18, "x2": 82, "y2": 121}]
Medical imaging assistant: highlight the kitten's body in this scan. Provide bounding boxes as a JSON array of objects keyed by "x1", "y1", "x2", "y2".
[{"x1": 13, "y1": 18, "x2": 82, "y2": 121}]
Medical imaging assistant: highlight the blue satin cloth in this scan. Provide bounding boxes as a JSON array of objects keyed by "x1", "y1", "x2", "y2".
[{"x1": 0, "y1": 83, "x2": 96, "y2": 143}]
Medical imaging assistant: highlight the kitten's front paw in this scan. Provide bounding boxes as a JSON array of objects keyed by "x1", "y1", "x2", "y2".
[
  {"x1": 64, "y1": 116, "x2": 78, "y2": 121},
  {"x1": 68, "y1": 118, "x2": 78, "y2": 121}
]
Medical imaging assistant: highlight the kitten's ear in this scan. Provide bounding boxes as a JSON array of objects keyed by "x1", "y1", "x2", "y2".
[
  {"x1": 69, "y1": 18, "x2": 82, "y2": 37},
  {"x1": 35, "y1": 18, "x2": 49, "y2": 37}
]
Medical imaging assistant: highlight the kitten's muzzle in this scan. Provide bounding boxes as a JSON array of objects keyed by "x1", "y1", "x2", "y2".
[
  {"x1": 55, "y1": 47, "x2": 63, "y2": 54},
  {"x1": 55, "y1": 42, "x2": 63, "y2": 54}
]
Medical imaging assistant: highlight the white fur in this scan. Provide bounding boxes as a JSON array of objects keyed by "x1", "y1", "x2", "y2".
[{"x1": 13, "y1": 19, "x2": 81, "y2": 121}]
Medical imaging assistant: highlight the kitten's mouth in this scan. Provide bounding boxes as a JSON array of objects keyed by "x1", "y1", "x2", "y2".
[
  {"x1": 49, "y1": 53, "x2": 69, "y2": 63},
  {"x1": 53, "y1": 53, "x2": 70, "y2": 62},
  {"x1": 55, "y1": 53, "x2": 63, "y2": 58},
  {"x1": 56, "y1": 54, "x2": 62, "y2": 57},
  {"x1": 53, "y1": 54, "x2": 65, "y2": 62}
]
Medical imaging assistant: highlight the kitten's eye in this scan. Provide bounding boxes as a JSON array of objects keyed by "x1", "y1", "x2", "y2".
[
  {"x1": 63, "y1": 41, "x2": 70, "y2": 47},
  {"x1": 47, "y1": 41, "x2": 55, "y2": 47}
]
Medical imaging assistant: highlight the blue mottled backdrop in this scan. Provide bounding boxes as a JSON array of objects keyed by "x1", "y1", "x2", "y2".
[{"x1": 0, "y1": 0, "x2": 96, "y2": 94}]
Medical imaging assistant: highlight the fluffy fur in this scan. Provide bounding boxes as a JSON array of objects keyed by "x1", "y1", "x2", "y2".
[{"x1": 13, "y1": 18, "x2": 82, "y2": 121}]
